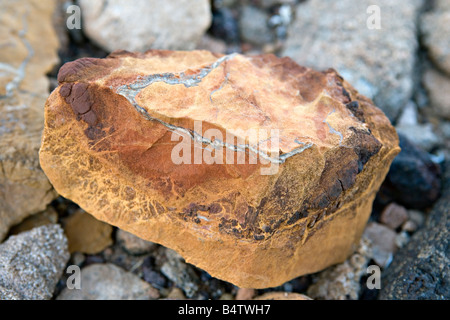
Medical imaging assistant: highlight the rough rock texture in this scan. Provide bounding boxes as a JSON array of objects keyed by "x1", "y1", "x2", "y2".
[
  {"x1": 421, "y1": 0, "x2": 450, "y2": 75},
  {"x1": 39, "y1": 49, "x2": 400, "y2": 288},
  {"x1": 282, "y1": 0, "x2": 424, "y2": 121},
  {"x1": 0, "y1": 224, "x2": 69, "y2": 300},
  {"x1": 0, "y1": 0, "x2": 59, "y2": 241},
  {"x1": 379, "y1": 161, "x2": 450, "y2": 300},
  {"x1": 57, "y1": 263, "x2": 160, "y2": 300},
  {"x1": 161, "y1": 249, "x2": 200, "y2": 298},
  {"x1": 423, "y1": 68, "x2": 450, "y2": 120},
  {"x1": 307, "y1": 237, "x2": 373, "y2": 300},
  {"x1": 79, "y1": 0, "x2": 211, "y2": 52},
  {"x1": 63, "y1": 209, "x2": 113, "y2": 254}
]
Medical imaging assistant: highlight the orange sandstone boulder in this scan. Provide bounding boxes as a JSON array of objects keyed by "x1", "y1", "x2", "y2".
[{"x1": 39, "y1": 50, "x2": 400, "y2": 288}]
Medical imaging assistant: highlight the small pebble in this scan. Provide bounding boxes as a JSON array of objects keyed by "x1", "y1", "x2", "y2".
[
  {"x1": 380, "y1": 203, "x2": 409, "y2": 230},
  {"x1": 116, "y1": 228, "x2": 157, "y2": 255},
  {"x1": 363, "y1": 222, "x2": 397, "y2": 268},
  {"x1": 166, "y1": 287, "x2": 186, "y2": 300}
]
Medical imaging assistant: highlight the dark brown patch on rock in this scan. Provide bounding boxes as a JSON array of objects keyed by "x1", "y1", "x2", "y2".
[
  {"x1": 57, "y1": 57, "x2": 119, "y2": 83},
  {"x1": 59, "y1": 83, "x2": 72, "y2": 97},
  {"x1": 348, "y1": 127, "x2": 382, "y2": 173},
  {"x1": 81, "y1": 110, "x2": 98, "y2": 126},
  {"x1": 346, "y1": 101, "x2": 365, "y2": 123}
]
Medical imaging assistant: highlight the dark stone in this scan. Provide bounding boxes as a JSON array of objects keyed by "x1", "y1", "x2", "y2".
[
  {"x1": 346, "y1": 101, "x2": 365, "y2": 123},
  {"x1": 143, "y1": 268, "x2": 167, "y2": 289},
  {"x1": 209, "y1": 7, "x2": 240, "y2": 45},
  {"x1": 377, "y1": 133, "x2": 441, "y2": 209},
  {"x1": 379, "y1": 160, "x2": 450, "y2": 300}
]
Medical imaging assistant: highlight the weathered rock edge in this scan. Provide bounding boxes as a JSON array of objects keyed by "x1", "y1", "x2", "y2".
[
  {"x1": 39, "y1": 50, "x2": 400, "y2": 288},
  {"x1": 379, "y1": 160, "x2": 449, "y2": 300}
]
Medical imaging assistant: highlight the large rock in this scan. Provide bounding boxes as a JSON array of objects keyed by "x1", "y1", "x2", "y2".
[
  {"x1": 421, "y1": 0, "x2": 450, "y2": 75},
  {"x1": 39, "y1": 50, "x2": 400, "y2": 288},
  {"x1": 282, "y1": 0, "x2": 424, "y2": 121},
  {"x1": 0, "y1": 0, "x2": 59, "y2": 240},
  {"x1": 379, "y1": 161, "x2": 450, "y2": 300},
  {"x1": 79, "y1": 0, "x2": 211, "y2": 52},
  {"x1": 0, "y1": 224, "x2": 69, "y2": 300}
]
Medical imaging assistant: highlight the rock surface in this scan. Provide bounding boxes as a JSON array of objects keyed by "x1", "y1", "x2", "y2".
[
  {"x1": 423, "y1": 68, "x2": 450, "y2": 120},
  {"x1": 57, "y1": 263, "x2": 160, "y2": 300},
  {"x1": 380, "y1": 203, "x2": 409, "y2": 230},
  {"x1": 395, "y1": 102, "x2": 440, "y2": 152},
  {"x1": 0, "y1": 0, "x2": 59, "y2": 240},
  {"x1": 8, "y1": 206, "x2": 58, "y2": 235},
  {"x1": 282, "y1": 0, "x2": 424, "y2": 121},
  {"x1": 379, "y1": 161, "x2": 450, "y2": 300},
  {"x1": 395, "y1": 122, "x2": 440, "y2": 152},
  {"x1": 63, "y1": 209, "x2": 113, "y2": 254},
  {"x1": 235, "y1": 288, "x2": 256, "y2": 300},
  {"x1": 79, "y1": 0, "x2": 211, "y2": 52},
  {"x1": 378, "y1": 133, "x2": 441, "y2": 209},
  {"x1": 239, "y1": 5, "x2": 274, "y2": 46},
  {"x1": 161, "y1": 249, "x2": 200, "y2": 299},
  {"x1": 116, "y1": 228, "x2": 157, "y2": 255},
  {"x1": 0, "y1": 224, "x2": 69, "y2": 300},
  {"x1": 363, "y1": 222, "x2": 397, "y2": 268},
  {"x1": 421, "y1": 0, "x2": 450, "y2": 75},
  {"x1": 39, "y1": 49, "x2": 399, "y2": 288}
]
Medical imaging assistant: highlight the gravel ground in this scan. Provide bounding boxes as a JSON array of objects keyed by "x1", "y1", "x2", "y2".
[{"x1": 1, "y1": 0, "x2": 448, "y2": 300}]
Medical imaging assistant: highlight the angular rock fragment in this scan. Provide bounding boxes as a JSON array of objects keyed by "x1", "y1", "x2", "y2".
[
  {"x1": 380, "y1": 161, "x2": 450, "y2": 300},
  {"x1": 0, "y1": 224, "x2": 69, "y2": 300},
  {"x1": 39, "y1": 49, "x2": 400, "y2": 288},
  {"x1": 116, "y1": 228, "x2": 157, "y2": 255},
  {"x1": 63, "y1": 209, "x2": 113, "y2": 254}
]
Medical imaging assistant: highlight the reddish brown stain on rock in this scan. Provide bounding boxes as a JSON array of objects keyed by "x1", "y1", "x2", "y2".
[{"x1": 40, "y1": 50, "x2": 400, "y2": 289}]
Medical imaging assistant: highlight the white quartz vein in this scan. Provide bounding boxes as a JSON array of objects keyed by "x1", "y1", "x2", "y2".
[{"x1": 115, "y1": 53, "x2": 314, "y2": 164}]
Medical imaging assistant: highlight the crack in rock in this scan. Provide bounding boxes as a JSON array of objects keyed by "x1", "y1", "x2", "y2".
[
  {"x1": 116, "y1": 53, "x2": 314, "y2": 164},
  {"x1": 323, "y1": 108, "x2": 348, "y2": 147}
]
